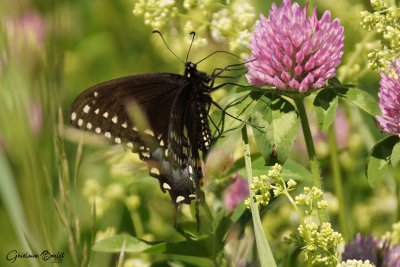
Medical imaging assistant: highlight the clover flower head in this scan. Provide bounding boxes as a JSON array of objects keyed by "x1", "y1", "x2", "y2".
[
  {"x1": 246, "y1": 0, "x2": 344, "y2": 92},
  {"x1": 382, "y1": 244, "x2": 400, "y2": 267},
  {"x1": 342, "y1": 234, "x2": 379, "y2": 265},
  {"x1": 376, "y1": 58, "x2": 400, "y2": 135},
  {"x1": 224, "y1": 176, "x2": 249, "y2": 212}
]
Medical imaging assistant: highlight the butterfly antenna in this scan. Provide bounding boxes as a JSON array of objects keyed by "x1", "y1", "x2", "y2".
[
  {"x1": 152, "y1": 30, "x2": 185, "y2": 64},
  {"x1": 185, "y1": 32, "x2": 196, "y2": 63},
  {"x1": 196, "y1": 50, "x2": 242, "y2": 65}
]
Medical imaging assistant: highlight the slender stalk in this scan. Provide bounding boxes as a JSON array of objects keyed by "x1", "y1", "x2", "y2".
[
  {"x1": 307, "y1": 0, "x2": 314, "y2": 15},
  {"x1": 392, "y1": 168, "x2": 400, "y2": 221},
  {"x1": 397, "y1": 177, "x2": 400, "y2": 221},
  {"x1": 328, "y1": 124, "x2": 350, "y2": 240},
  {"x1": 283, "y1": 191, "x2": 309, "y2": 242},
  {"x1": 242, "y1": 125, "x2": 277, "y2": 267},
  {"x1": 330, "y1": 32, "x2": 375, "y2": 241},
  {"x1": 294, "y1": 97, "x2": 328, "y2": 223},
  {"x1": 283, "y1": 191, "x2": 312, "y2": 267}
]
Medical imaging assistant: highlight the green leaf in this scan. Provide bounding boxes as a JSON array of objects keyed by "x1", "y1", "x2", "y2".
[
  {"x1": 336, "y1": 87, "x2": 380, "y2": 117},
  {"x1": 144, "y1": 243, "x2": 214, "y2": 266},
  {"x1": 0, "y1": 152, "x2": 32, "y2": 256},
  {"x1": 251, "y1": 94, "x2": 300, "y2": 165},
  {"x1": 281, "y1": 158, "x2": 312, "y2": 181},
  {"x1": 241, "y1": 126, "x2": 277, "y2": 267},
  {"x1": 391, "y1": 142, "x2": 400, "y2": 167},
  {"x1": 216, "y1": 90, "x2": 264, "y2": 133},
  {"x1": 230, "y1": 201, "x2": 246, "y2": 222},
  {"x1": 313, "y1": 88, "x2": 339, "y2": 131},
  {"x1": 144, "y1": 217, "x2": 231, "y2": 264},
  {"x1": 92, "y1": 234, "x2": 150, "y2": 253},
  {"x1": 327, "y1": 77, "x2": 341, "y2": 86},
  {"x1": 366, "y1": 135, "x2": 400, "y2": 186}
]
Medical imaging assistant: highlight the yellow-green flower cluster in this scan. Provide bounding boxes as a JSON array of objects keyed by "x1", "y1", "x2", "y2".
[
  {"x1": 133, "y1": 0, "x2": 178, "y2": 29},
  {"x1": 337, "y1": 259, "x2": 376, "y2": 267},
  {"x1": 245, "y1": 164, "x2": 297, "y2": 208},
  {"x1": 298, "y1": 222, "x2": 343, "y2": 266},
  {"x1": 382, "y1": 221, "x2": 400, "y2": 245},
  {"x1": 360, "y1": 0, "x2": 400, "y2": 71},
  {"x1": 132, "y1": 0, "x2": 256, "y2": 55},
  {"x1": 245, "y1": 175, "x2": 272, "y2": 207},
  {"x1": 83, "y1": 178, "x2": 140, "y2": 218},
  {"x1": 211, "y1": 1, "x2": 255, "y2": 54},
  {"x1": 295, "y1": 186, "x2": 328, "y2": 215}
]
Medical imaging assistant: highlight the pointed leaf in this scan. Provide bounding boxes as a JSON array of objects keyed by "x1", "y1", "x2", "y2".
[
  {"x1": 391, "y1": 142, "x2": 400, "y2": 167},
  {"x1": 216, "y1": 90, "x2": 264, "y2": 133},
  {"x1": 366, "y1": 135, "x2": 400, "y2": 186},
  {"x1": 251, "y1": 94, "x2": 300, "y2": 164},
  {"x1": 336, "y1": 87, "x2": 380, "y2": 117},
  {"x1": 92, "y1": 234, "x2": 150, "y2": 253},
  {"x1": 313, "y1": 88, "x2": 339, "y2": 131}
]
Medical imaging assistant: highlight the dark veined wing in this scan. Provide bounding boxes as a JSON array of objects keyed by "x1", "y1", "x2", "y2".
[
  {"x1": 165, "y1": 82, "x2": 211, "y2": 205},
  {"x1": 71, "y1": 73, "x2": 183, "y2": 147},
  {"x1": 70, "y1": 73, "x2": 192, "y2": 202}
]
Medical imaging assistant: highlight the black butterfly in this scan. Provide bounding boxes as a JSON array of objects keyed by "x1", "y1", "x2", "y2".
[{"x1": 70, "y1": 32, "x2": 238, "y2": 224}]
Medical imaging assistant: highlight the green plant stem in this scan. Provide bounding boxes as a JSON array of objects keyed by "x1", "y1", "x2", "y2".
[
  {"x1": 397, "y1": 177, "x2": 400, "y2": 221},
  {"x1": 283, "y1": 191, "x2": 309, "y2": 242},
  {"x1": 332, "y1": 32, "x2": 374, "y2": 240},
  {"x1": 392, "y1": 168, "x2": 400, "y2": 221},
  {"x1": 283, "y1": 191, "x2": 312, "y2": 267},
  {"x1": 242, "y1": 125, "x2": 277, "y2": 267},
  {"x1": 307, "y1": 0, "x2": 314, "y2": 15},
  {"x1": 328, "y1": 124, "x2": 350, "y2": 240},
  {"x1": 294, "y1": 97, "x2": 327, "y2": 224}
]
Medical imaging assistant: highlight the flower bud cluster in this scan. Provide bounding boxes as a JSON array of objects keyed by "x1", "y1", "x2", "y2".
[
  {"x1": 245, "y1": 164, "x2": 296, "y2": 208},
  {"x1": 295, "y1": 186, "x2": 328, "y2": 215},
  {"x1": 133, "y1": 0, "x2": 178, "y2": 29},
  {"x1": 132, "y1": 0, "x2": 256, "y2": 55},
  {"x1": 360, "y1": 0, "x2": 400, "y2": 71},
  {"x1": 337, "y1": 259, "x2": 375, "y2": 267},
  {"x1": 298, "y1": 222, "x2": 343, "y2": 266}
]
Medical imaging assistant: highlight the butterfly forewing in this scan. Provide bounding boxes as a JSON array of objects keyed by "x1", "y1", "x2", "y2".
[
  {"x1": 70, "y1": 72, "x2": 210, "y2": 206},
  {"x1": 71, "y1": 74, "x2": 182, "y2": 145}
]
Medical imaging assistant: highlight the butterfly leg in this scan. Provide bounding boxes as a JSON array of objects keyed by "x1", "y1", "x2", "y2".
[
  {"x1": 211, "y1": 82, "x2": 253, "y2": 92},
  {"x1": 211, "y1": 66, "x2": 245, "y2": 76},
  {"x1": 205, "y1": 101, "x2": 222, "y2": 140},
  {"x1": 211, "y1": 100, "x2": 265, "y2": 132},
  {"x1": 195, "y1": 199, "x2": 201, "y2": 232},
  {"x1": 211, "y1": 100, "x2": 248, "y2": 124},
  {"x1": 173, "y1": 204, "x2": 179, "y2": 229},
  {"x1": 213, "y1": 73, "x2": 247, "y2": 80},
  {"x1": 208, "y1": 114, "x2": 222, "y2": 140},
  {"x1": 210, "y1": 59, "x2": 256, "y2": 79}
]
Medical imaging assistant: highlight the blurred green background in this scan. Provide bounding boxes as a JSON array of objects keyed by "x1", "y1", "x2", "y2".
[{"x1": 0, "y1": 0, "x2": 397, "y2": 266}]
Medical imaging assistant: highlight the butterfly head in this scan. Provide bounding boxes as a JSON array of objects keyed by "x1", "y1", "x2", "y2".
[{"x1": 184, "y1": 61, "x2": 211, "y2": 83}]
